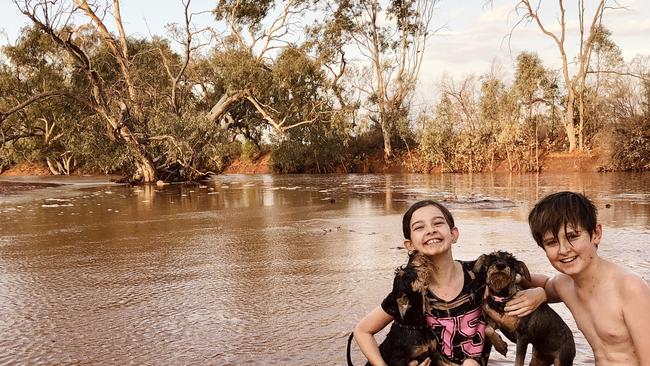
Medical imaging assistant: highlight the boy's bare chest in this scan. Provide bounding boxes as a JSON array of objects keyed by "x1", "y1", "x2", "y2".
[{"x1": 564, "y1": 291, "x2": 631, "y2": 348}]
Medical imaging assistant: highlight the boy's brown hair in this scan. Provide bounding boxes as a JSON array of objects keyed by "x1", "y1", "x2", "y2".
[{"x1": 528, "y1": 191, "x2": 598, "y2": 248}]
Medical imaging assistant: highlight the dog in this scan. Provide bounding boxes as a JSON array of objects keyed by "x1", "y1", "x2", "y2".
[
  {"x1": 347, "y1": 250, "x2": 441, "y2": 366},
  {"x1": 473, "y1": 251, "x2": 575, "y2": 366}
]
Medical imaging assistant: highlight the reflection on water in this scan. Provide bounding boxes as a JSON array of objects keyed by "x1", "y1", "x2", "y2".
[{"x1": 0, "y1": 173, "x2": 649, "y2": 365}]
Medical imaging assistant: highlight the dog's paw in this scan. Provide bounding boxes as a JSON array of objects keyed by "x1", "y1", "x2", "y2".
[{"x1": 493, "y1": 338, "x2": 508, "y2": 356}]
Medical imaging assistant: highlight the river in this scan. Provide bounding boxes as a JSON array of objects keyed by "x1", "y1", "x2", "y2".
[{"x1": 1, "y1": 173, "x2": 649, "y2": 365}]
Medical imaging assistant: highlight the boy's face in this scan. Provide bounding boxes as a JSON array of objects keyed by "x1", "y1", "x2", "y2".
[
  {"x1": 404, "y1": 205, "x2": 458, "y2": 257},
  {"x1": 541, "y1": 223, "x2": 602, "y2": 276}
]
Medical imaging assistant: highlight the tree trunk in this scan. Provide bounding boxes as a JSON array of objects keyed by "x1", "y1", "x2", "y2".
[
  {"x1": 206, "y1": 89, "x2": 248, "y2": 125},
  {"x1": 381, "y1": 117, "x2": 392, "y2": 161},
  {"x1": 566, "y1": 92, "x2": 577, "y2": 151},
  {"x1": 135, "y1": 154, "x2": 157, "y2": 183}
]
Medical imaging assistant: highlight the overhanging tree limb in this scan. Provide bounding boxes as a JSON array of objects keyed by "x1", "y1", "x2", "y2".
[{"x1": 0, "y1": 91, "x2": 67, "y2": 126}]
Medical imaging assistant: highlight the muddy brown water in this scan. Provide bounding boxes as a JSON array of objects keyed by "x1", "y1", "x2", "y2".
[{"x1": 0, "y1": 173, "x2": 649, "y2": 365}]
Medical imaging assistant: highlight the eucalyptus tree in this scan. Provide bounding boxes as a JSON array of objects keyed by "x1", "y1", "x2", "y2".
[
  {"x1": 343, "y1": 0, "x2": 439, "y2": 160},
  {"x1": 205, "y1": 0, "x2": 335, "y2": 136},
  {"x1": 8, "y1": 0, "x2": 228, "y2": 181},
  {"x1": 419, "y1": 94, "x2": 458, "y2": 172},
  {"x1": 0, "y1": 26, "x2": 90, "y2": 174},
  {"x1": 512, "y1": 52, "x2": 557, "y2": 170},
  {"x1": 513, "y1": 0, "x2": 622, "y2": 151},
  {"x1": 10, "y1": 0, "x2": 162, "y2": 181}
]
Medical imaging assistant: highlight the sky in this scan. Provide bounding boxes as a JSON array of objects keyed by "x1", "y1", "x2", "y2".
[{"x1": 1, "y1": 0, "x2": 649, "y2": 108}]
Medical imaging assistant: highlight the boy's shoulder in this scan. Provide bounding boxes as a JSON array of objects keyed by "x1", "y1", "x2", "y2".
[
  {"x1": 552, "y1": 261, "x2": 648, "y2": 300},
  {"x1": 619, "y1": 269, "x2": 650, "y2": 298}
]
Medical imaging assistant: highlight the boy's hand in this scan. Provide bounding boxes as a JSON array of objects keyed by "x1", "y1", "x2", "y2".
[{"x1": 504, "y1": 287, "x2": 547, "y2": 317}]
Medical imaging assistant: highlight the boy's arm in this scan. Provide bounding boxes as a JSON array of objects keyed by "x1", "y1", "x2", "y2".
[
  {"x1": 524, "y1": 273, "x2": 562, "y2": 302},
  {"x1": 622, "y1": 274, "x2": 650, "y2": 365},
  {"x1": 505, "y1": 273, "x2": 562, "y2": 317},
  {"x1": 353, "y1": 306, "x2": 393, "y2": 366}
]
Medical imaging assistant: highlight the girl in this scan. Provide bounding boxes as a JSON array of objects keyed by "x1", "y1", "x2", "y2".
[{"x1": 354, "y1": 200, "x2": 544, "y2": 366}]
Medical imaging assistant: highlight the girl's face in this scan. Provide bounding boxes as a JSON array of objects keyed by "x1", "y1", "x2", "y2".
[{"x1": 405, "y1": 205, "x2": 458, "y2": 257}]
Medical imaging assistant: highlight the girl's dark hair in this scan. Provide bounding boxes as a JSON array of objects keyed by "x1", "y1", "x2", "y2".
[
  {"x1": 402, "y1": 200, "x2": 455, "y2": 240},
  {"x1": 528, "y1": 191, "x2": 597, "y2": 248}
]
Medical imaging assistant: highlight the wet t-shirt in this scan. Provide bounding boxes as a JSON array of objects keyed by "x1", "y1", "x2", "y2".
[{"x1": 382, "y1": 260, "x2": 491, "y2": 366}]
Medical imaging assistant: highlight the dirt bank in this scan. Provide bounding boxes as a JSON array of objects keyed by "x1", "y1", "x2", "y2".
[
  {"x1": 1, "y1": 163, "x2": 52, "y2": 177},
  {"x1": 0, "y1": 150, "x2": 605, "y2": 178},
  {"x1": 0, "y1": 181, "x2": 61, "y2": 195},
  {"x1": 221, "y1": 150, "x2": 604, "y2": 174}
]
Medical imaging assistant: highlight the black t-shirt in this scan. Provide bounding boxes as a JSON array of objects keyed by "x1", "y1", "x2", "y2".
[{"x1": 382, "y1": 260, "x2": 491, "y2": 365}]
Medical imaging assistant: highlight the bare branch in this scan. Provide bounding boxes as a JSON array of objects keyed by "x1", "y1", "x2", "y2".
[
  {"x1": 587, "y1": 69, "x2": 650, "y2": 82},
  {"x1": 0, "y1": 91, "x2": 67, "y2": 126}
]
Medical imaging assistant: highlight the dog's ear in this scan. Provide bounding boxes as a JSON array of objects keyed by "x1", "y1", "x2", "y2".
[
  {"x1": 396, "y1": 295, "x2": 410, "y2": 321},
  {"x1": 473, "y1": 254, "x2": 487, "y2": 273},
  {"x1": 515, "y1": 260, "x2": 531, "y2": 282}
]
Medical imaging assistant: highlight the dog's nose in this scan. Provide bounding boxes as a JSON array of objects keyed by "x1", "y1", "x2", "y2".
[{"x1": 496, "y1": 263, "x2": 506, "y2": 270}]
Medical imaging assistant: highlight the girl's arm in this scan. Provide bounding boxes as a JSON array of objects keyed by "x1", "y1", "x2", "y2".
[
  {"x1": 622, "y1": 274, "x2": 650, "y2": 365},
  {"x1": 353, "y1": 306, "x2": 393, "y2": 366}
]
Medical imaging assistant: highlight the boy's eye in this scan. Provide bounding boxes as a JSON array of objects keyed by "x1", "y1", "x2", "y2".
[
  {"x1": 566, "y1": 230, "x2": 581, "y2": 240},
  {"x1": 434, "y1": 221, "x2": 445, "y2": 226}
]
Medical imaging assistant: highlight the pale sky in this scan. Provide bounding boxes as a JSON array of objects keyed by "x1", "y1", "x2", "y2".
[{"x1": 1, "y1": 0, "x2": 649, "y2": 107}]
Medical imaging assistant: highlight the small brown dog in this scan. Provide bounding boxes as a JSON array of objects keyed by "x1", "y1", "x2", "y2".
[
  {"x1": 348, "y1": 251, "x2": 442, "y2": 366},
  {"x1": 473, "y1": 251, "x2": 575, "y2": 366},
  {"x1": 372, "y1": 250, "x2": 440, "y2": 366}
]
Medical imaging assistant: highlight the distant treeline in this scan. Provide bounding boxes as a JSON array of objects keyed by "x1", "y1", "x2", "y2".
[{"x1": 1, "y1": 0, "x2": 649, "y2": 182}]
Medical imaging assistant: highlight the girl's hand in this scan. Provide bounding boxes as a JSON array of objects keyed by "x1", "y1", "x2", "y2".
[
  {"x1": 408, "y1": 357, "x2": 431, "y2": 366},
  {"x1": 504, "y1": 287, "x2": 547, "y2": 317},
  {"x1": 460, "y1": 359, "x2": 480, "y2": 366}
]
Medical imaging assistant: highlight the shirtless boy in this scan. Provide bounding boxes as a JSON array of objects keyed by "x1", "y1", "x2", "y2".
[{"x1": 524, "y1": 191, "x2": 650, "y2": 365}]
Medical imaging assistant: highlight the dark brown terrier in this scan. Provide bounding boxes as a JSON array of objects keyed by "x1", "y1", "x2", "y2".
[
  {"x1": 473, "y1": 251, "x2": 575, "y2": 366},
  {"x1": 347, "y1": 251, "x2": 442, "y2": 366}
]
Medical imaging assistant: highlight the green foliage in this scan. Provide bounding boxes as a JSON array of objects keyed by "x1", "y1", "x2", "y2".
[
  {"x1": 241, "y1": 140, "x2": 260, "y2": 162},
  {"x1": 2, "y1": 3, "x2": 649, "y2": 178},
  {"x1": 270, "y1": 121, "x2": 353, "y2": 173},
  {"x1": 419, "y1": 95, "x2": 457, "y2": 171},
  {"x1": 214, "y1": 0, "x2": 276, "y2": 25},
  {"x1": 608, "y1": 116, "x2": 650, "y2": 171}
]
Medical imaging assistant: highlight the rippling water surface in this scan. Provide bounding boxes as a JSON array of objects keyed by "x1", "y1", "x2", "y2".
[{"x1": 1, "y1": 173, "x2": 649, "y2": 365}]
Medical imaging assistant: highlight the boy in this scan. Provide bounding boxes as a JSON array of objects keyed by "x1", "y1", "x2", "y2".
[{"x1": 524, "y1": 191, "x2": 650, "y2": 365}]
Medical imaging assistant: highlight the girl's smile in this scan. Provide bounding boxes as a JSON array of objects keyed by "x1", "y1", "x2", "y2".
[{"x1": 405, "y1": 205, "x2": 458, "y2": 256}]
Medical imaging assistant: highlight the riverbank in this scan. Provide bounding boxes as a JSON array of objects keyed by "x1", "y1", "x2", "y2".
[
  {"x1": 0, "y1": 181, "x2": 61, "y2": 195},
  {"x1": 0, "y1": 175, "x2": 120, "y2": 206},
  {"x1": 0, "y1": 150, "x2": 604, "y2": 184},
  {"x1": 222, "y1": 150, "x2": 603, "y2": 174}
]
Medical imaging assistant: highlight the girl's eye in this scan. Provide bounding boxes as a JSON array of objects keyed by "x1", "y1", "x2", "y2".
[
  {"x1": 414, "y1": 226, "x2": 423, "y2": 231},
  {"x1": 544, "y1": 240, "x2": 558, "y2": 247}
]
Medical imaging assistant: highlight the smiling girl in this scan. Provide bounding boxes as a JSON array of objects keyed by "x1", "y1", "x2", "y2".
[{"x1": 353, "y1": 200, "x2": 542, "y2": 366}]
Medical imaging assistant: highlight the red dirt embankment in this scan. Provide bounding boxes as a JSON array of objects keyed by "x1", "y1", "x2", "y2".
[
  {"x1": 1, "y1": 163, "x2": 52, "y2": 176},
  {"x1": 220, "y1": 150, "x2": 603, "y2": 174},
  {"x1": 0, "y1": 150, "x2": 603, "y2": 178},
  {"x1": 221, "y1": 153, "x2": 272, "y2": 174}
]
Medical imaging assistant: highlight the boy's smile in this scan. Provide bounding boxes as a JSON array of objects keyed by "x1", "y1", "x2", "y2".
[{"x1": 542, "y1": 224, "x2": 601, "y2": 276}]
